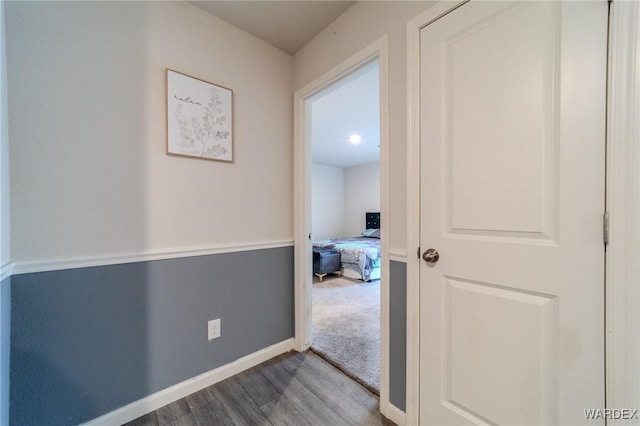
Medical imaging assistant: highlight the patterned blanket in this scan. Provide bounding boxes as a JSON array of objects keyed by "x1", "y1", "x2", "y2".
[{"x1": 313, "y1": 237, "x2": 381, "y2": 281}]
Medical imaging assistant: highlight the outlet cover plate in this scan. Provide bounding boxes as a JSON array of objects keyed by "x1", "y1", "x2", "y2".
[{"x1": 208, "y1": 318, "x2": 221, "y2": 341}]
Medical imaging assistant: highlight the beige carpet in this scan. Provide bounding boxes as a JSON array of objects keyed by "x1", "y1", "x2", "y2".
[{"x1": 311, "y1": 276, "x2": 380, "y2": 394}]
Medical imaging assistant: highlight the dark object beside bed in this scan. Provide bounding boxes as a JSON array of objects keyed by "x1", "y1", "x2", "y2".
[{"x1": 313, "y1": 247, "x2": 341, "y2": 282}]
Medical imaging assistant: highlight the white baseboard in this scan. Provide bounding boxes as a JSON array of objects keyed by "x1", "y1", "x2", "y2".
[
  {"x1": 385, "y1": 402, "x2": 407, "y2": 426},
  {"x1": 82, "y1": 338, "x2": 295, "y2": 426}
]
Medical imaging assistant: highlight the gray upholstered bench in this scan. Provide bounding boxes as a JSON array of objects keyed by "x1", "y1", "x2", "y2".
[{"x1": 313, "y1": 249, "x2": 341, "y2": 282}]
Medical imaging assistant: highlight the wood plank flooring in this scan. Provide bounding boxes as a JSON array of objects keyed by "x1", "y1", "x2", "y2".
[{"x1": 124, "y1": 351, "x2": 395, "y2": 426}]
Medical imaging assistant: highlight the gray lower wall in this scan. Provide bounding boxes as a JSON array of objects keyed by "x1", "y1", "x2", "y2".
[
  {"x1": 1, "y1": 276, "x2": 9, "y2": 426},
  {"x1": 389, "y1": 260, "x2": 407, "y2": 411},
  {"x1": 10, "y1": 247, "x2": 294, "y2": 426}
]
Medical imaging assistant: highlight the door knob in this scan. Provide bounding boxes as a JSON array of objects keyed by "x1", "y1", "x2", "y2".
[{"x1": 422, "y1": 248, "x2": 440, "y2": 263}]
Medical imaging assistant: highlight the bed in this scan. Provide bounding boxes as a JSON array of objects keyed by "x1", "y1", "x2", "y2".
[{"x1": 312, "y1": 212, "x2": 381, "y2": 282}]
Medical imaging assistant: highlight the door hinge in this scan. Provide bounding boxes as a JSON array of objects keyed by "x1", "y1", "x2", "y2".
[
  {"x1": 603, "y1": 211, "x2": 609, "y2": 246},
  {"x1": 417, "y1": 246, "x2": 421, "y2": 259}
]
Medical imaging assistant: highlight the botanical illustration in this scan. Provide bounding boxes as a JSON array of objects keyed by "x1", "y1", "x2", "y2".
[{"x1": 167, "y1": 70, "x2": 233, "y2": 162}]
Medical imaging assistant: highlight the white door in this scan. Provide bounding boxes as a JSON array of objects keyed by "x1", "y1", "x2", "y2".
[{"x1": 419, "y1": 1, "x2": 607, "y2": 425}]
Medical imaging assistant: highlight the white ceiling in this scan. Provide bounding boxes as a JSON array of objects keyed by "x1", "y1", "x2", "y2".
[
  {"x1": 191, "y1": 1, "x2": 356, "y2": 55},
  {"x1": 311, "y1": 61, "x2": 380, "y2": 169}
]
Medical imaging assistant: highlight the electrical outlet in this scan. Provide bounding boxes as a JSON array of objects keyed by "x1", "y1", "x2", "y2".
[{"x1": 208, "y1": 318, "x2": 221, "y2": 341}]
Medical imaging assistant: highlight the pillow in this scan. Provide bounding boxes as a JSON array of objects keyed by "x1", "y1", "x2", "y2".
[{"x1": 361, "y1": 228, "x2": 380, "y2": 238}]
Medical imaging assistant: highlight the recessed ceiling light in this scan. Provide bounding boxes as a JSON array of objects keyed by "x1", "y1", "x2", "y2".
[{"x1": 349, "y1": 134, "x2": 361, "y2": 144}]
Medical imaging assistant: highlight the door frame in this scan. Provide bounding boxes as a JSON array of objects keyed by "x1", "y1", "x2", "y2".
[
  {"x1": 406, "y1": 3, "x2": 468, "y2": 424},
  {"x1": 292, "y1": 36, "x2": 394, "y2": 416},
  {"x1": 605, "y1": 1, "x2": 640, "y2": 422},
  {"x1": 405, "y1": 1, "x2": 640, "y2": 425}
]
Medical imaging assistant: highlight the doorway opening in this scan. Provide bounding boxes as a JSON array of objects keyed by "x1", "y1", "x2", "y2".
[
  {"x1": 308, "y1": 60, "x2": 381, "y2": 393},
  {"x1": 293, "y1": 36, "x2": 390, "y2": 412}
]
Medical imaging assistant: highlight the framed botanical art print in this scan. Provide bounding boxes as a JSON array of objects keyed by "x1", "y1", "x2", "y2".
[{"x1": 166, "y1": 69, "x2": 234, "y2": 162}]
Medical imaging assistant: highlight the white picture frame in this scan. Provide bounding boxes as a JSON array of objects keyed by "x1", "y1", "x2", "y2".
[{"x1": 166, "y1": 69, "x2": 234, "y2": 162}]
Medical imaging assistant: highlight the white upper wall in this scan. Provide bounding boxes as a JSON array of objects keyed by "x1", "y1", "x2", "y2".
[
  {"x1": 312, "y1": 163, "x2": 344, "y2": 240},
  {"x1": 313, "y1": 162, "x2": 380, "y2": 240},
  {"x1": 6, "y1": 1, "x2": 293, "y2": 261},
  {"x1": 344, "y1": 162, "x2": 380, "y2": 238},
  {"x1": 0, "y1": 0, "x2": 9, "y2": 269},
  {"x1": 294, "y1": 1, "x2": 436, "y2": 253}
]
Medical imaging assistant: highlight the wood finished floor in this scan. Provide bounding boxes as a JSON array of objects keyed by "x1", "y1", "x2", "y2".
[{"x1": 124, "y1": 350, "x2": 395, "y2": 426}]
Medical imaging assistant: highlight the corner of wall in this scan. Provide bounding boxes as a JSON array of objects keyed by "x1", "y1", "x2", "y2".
[
  {"x1": 4, "y1": 2, "x2": 294, "y2": 423},
  {"x1": 0, "y1": 0, "x2": 11, "y2": 423}
]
